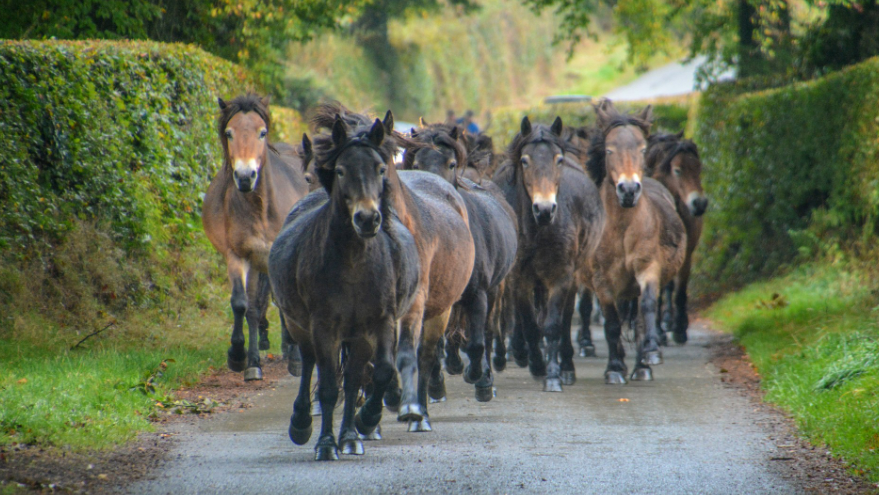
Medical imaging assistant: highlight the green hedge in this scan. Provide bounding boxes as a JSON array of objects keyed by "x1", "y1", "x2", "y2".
[
  {"x1": 693, "y1": 57, "x2": 879, "y2": 291},
  {"x1": 0, "y1": 40, "x2": 303, "y2": 257},
  {"x1": 489, "y1": 98, "x2": 691, "y2": 147}
]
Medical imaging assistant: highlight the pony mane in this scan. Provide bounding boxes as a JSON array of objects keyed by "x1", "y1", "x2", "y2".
[
  {"x1": 646, "y1": 132, "x2": 700, "y2": 174},
  {"x1": 218, "y1": 93, "x2": 275, "y2": 167},
  {"x1": 506, "y1": 123, "x2": 579, "y2": 161},
  {"x1": 309, "y1": 105, "x2": 399, "y2": 192},
  {"x1": 401, "y1": 123, "x2": 467, "y2": 170}
]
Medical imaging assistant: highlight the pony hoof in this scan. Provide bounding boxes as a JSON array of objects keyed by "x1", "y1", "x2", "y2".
[
  {"x1": 643, "y1": 351, "x2": 663, "y2": 366},
  {"x1": 428, "y1": 377, "x2": 447, "y2": 401},
  {"x1": 310, "y1": 401, "x2": 322, "y2": 417},
  {"x1": 544, "y1": 377, "x2": 563, "y2": 392},
  {"x1": 605, "y1": 371, "x2": 628, "y2": 385},
  {"x1": 561, "y1": 370, "x2": 576, "y2": 386},
  {"x1": 354, "y1": 410, "x2": 379, "y2": 436},
  {"x1": 397, "y1": 403, "x2": 424, "y2": 422},
  {"x1": 340, "y1": 437, "x2": 364, "y2": 455},
  {"x1": 258, "y1": 339, "x2": 271, "y2": 351},
  {"x1": 475, "y1": 385, "x2": 494, "y2": 402},
  {"x1": 227, "y1": 356, "x2": 246, "y2": 373},
  {"x1": 243, "y1": 367, "x2": 263, "y2": 381},
  {"x1": 407, "y1": 418, "x2": 432, "y2": 432},
  {"x1": 463, "y1": 365, "x2": 482, "y2": 385},
  {"x1": 529, "y1": 362, "x2": 547, "y2": 379},
  {"x1": 493, "y1": 355, "x2": 507, "y2": 372},
  {"x1": 288, "y1": 422, "x2": 313, "y2": 445},
  {"x1": 383, "y1": 388, "x2": 402, "y2": 413},
  {"x1": 315, "y1": 443, "x2": 339, "y2": 461},
  {"x1": 360, "y1": 424, "x2": 382, "y2": 441},
  {"x1": 579, "y1": 345, "x2": 596, "y2": 358},
  {"x1": 673, "y1": 330, "x2": 688, "y2": 344},
  {"x1": 445, "y1": 356, "x2": 464, "y2": 376},
  {"x1": 631, "y1": 367, "x2": 653, "y2": 381},
  {"x1": 429, "y1": 396, "x2": 446, "y2": 404},
  {"x1": 287, "y1": 359, "x2": 302, "y2": 377},
  {"x1": 657, "y1": 331, "x2": 669, "y2": 347}
]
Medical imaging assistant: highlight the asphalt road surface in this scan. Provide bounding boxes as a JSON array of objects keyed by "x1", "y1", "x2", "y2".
[{"x1": 129, "y1": 322, "x2": 803, "y2": 495}]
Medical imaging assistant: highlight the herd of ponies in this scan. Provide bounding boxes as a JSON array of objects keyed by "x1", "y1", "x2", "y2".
[{"x1": 201, "y1": 94, "x2": 708, "y2": 461}]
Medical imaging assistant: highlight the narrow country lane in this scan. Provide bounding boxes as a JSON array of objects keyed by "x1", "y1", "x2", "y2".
[{"x1": 125, "y1": 320, "x2": 816, "y2": 495}]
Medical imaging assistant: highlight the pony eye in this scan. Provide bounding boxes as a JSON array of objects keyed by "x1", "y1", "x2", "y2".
[
  {"x1": 606, "y1": 149, "x2": 612, "y2": 155},
  {"x1": 673, "y1": 169, "x2": 682, "y2": 176},
  {"x1": 379, "y1": 166, "x2": 387, "y2": 176},
  {"x1": 641, "y1": 148, "x2": 647, "y2": 155},
  {"x1": 259, "y1": 129, "x2": 267, "y2": 139},
  {"x1": 556, "y1": 155, "x2": 564, "y2": 165},
  {"x1": 448, "y1": 160, "x2": 457, "y2": 170},
  {"x1": 520, "y1": 158, "x2": 529, "y2": 168},
  {"x1": 225, "y1": 129, "x2": 233, "y2": 140},
  {"x1": 335, "y1": 168, "x2": 345, "y2": 178},
  {"x1": 305, "y1": 174, "x2": 314, "y2": 184}
]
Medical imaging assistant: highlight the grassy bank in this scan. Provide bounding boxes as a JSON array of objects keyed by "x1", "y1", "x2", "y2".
[{"x1": 707, "y1": 263, "x2": 879, "y2": 480}]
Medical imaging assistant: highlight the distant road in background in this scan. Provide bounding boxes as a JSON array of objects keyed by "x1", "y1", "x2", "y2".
[{"x1": 603, "y1": 55, "x2": 735, "y2": 101}]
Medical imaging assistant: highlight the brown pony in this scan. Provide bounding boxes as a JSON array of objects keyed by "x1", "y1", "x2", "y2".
[
  {"x1": 201, "y1": 94, "x2": 308, "y2": 381},
  {"x1": 646, "y1": 131, "x2": 708, "y2": 344},
  {"x1": 315, "y1": 104, "x2": 475, "y2": 432},
  {"x1": 585, "y1": 99, "x2": 686, "y2": 384}
]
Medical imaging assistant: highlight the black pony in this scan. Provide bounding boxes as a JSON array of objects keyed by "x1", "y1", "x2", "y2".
[
  {"x1": 493, "y1": 116, "x2": 605, "y2": 392},
  {"x1": 268, "y1": 113, "x2": 420, "y2": 461}
]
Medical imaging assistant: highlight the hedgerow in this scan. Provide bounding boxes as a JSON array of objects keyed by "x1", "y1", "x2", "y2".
[
  {"x1": 693, "y1": 57, "x2": 879, "y2": 291},
  {"x1": 0, "y1": 40, "x2": 304, "y2": 258}
]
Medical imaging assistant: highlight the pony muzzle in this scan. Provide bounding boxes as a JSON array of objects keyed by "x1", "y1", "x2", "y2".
[
  {"x1": 687, "y1": 192, "x2": 708, "y2": 216},
  {"x1": 352, "y1": 203, "x2": 382, "y2": 238},
  {"x1": 616, "y1": 178, "x2": 642, "y2": 208},
  {"x1": 531, "y1": 193, "x2": 558, "y2": 226},
  {"x1": 233, "y1": 159, "x2": 260, "y2": 192}
]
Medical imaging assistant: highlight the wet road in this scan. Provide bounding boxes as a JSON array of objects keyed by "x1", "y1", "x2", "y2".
[{"x1": 129, "y1": 322, "x2": 802, "y2": 494}]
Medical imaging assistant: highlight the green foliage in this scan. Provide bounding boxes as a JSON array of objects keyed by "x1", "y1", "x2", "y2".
[
  {"x1": 707, "y1": 264, "x2": 879, "y2": 480},
  {"x1": 0, "y1": 40, "x2": 259, "y2": 256},
  {"x1": 692, "y1": 56, "x2": 879, "y2": 291},
  {"x1": 489, "y1": 98, "x2": 691, "y2": 148}
]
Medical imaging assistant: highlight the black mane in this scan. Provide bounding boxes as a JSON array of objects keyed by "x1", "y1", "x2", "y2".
[
  {"x1": 646, "y1": 132, "x2": 700, "y2": 174},
  {"x1": 217, "y1": 93, "x2": 275, "y2": 167}
]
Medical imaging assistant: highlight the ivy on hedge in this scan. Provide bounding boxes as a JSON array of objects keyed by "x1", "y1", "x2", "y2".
[
  {"x1": 0, "y1": 40, "x2": 303, "y2": 258},
  {"x1": 693, "y1": 57, "x2": 879, "y2": 290}
]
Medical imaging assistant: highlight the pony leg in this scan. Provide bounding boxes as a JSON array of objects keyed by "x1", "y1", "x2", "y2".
[
  {"x1": 338, "y1": 340, "x2": 372, "y2": 456},
  {"x1": 633, "y1": 270, "x2": 663, "y2": 381},
  {"x1": 577, "y1": 288, "x2": 596, "y2": 357},
  {"x1": 314, "y1": 333, "x2": 341, "y2": 461},
  {"x1": 493, "y1": 284, "x2": 512, "y2": 372},
  {"x1": 474, "y1": 287, "x2": 498, "y2": 402},
  {"x1": 255, "y1": 274, "x2": 271, "y2": 351},
  {"x1": 517, "y1": 296, "x2": 546, "y2": 379},
  {"x1": 410, "y1": 307, "x2": 452, "y2": 433},
  {"x1": 673, "y1": 260, "x2": 692, "y2": 344},
  {"x1": 428, "y1": 339, "x2": 447, "y2": 403},
  {"x1": 280, "y1": 314, "x2": 302, "y2": 376},
  {"x1": 242, "y1": 266, "x2": 264, "y2": 381},
  {"x1": 397, "y1": 298, "x2": 425, "y2": 423},
  {"x1": 463, "y1": 290, "x2": 489, "y2": 385},
  {"x1": 226, "y1": 256, "x2": 248, "y2": 373},
  {"x1": 658, "y1": 281, "x2": 674, "y2": 346},
  {"x1": 542, "y1": 285, "x2": 573, "y2": 392},
  {"x1": 600, "y1": 295, "x2": 627, "y2": 385},
  {"x1": 288, "y1": 339, "x2": 316, "y2": 446},
  {"x1": 444, "y1": 306, "x2": 464, "y2": 375},
  {"x1": 510, "y1": 305, "x2": 528, "y2": 368},
  {"x1": 559, "y1": 288, "x2": 577, "y2": 385},
  {"x1": 357, "y1": 319, "x2": 397, "y2": 439}
]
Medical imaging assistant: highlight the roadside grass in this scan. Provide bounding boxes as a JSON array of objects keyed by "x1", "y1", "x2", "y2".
[
  {"x1": 0, "y1": 224, "x2": 282, "y2": 451},
  {"x1": 707, "y1": 263, "x2": 879, "y2": 480}
]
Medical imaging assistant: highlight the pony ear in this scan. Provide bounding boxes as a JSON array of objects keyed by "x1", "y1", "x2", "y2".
[
  {"x1": 593, "y1": 99, "x2": 611, "y2": 126},
  {"x1": 450, "y1": 126, "x2": 459, "y2": 141},
  {"x1": 675, "y1": 129, "x2": 685, "y2": 139},
  {"x1": 260, "y1": 95, "x2": 271, "y2": 108},
  {"x1": 300, "y1": 133, "x2": 313, "y2": 171},
  {"x1": 368, "y1": 118, "x2": 385, "y2": 146},
  {"x1": 410, "y1": 127, "x2": 418, "y2": 137},
  {"x1": 217, "y1": 97, "x2": 227, "y2": 110},
  {"x1": 638, "y1": 105, "x2": 654, "y2": 123},
  {"x1": 332, "y1": 115, "x2": 347, "y2": 147},
  {"x1": 382, "y1": 110, "x2": 395, "y2": 134},
  {"x1": 419, "y1": 117, "x2": 429, "y2": 128},
  {"x1": 520, "y1": 116, "x2": 532, "y2": 136},
  {"x1": 550, "y1": 116, "x2": 563, "y2": 136}
]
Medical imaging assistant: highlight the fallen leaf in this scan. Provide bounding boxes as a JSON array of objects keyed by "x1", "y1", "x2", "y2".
[
  {"x1": 619, "y1": 398, "x2": 630, "y2": 402},
  {"x1": 17, "y1": 378, "x2": 27, "y2": 385}
]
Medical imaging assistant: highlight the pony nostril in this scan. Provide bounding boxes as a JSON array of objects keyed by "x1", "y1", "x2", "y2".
[
  {"x1": 250, "y1": 170, "x2": 257, "y2": 179},
  {"x1": 617, "y1": 182, "x2": 625, "y2": 193},
  {"x1": 551, "y1": 204, "x2": 558, "y2": 215},
  {"x1": 634, "y1": 182, "x2": 641, "y2": 192}
]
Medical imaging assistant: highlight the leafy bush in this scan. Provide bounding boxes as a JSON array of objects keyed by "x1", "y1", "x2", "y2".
[
  {"x1": 693, "y1": 57, "x2": 879, "y2": 292},
  {"x1": 0, "y1": 40, "x2": 304, "y2": 258}
]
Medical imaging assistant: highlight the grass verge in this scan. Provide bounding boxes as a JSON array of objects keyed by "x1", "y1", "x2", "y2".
[
  {"x1": 707, "y1": 263, "x2": 879, "y2": 480},
  {"x1": 0, "y1": 223, "x2": 281, "y2": 451}
]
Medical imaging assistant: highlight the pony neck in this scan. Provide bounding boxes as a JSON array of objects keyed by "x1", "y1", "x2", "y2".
[{"x1": 385, "y1": 163, "x2": 417, "y2": 233}]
